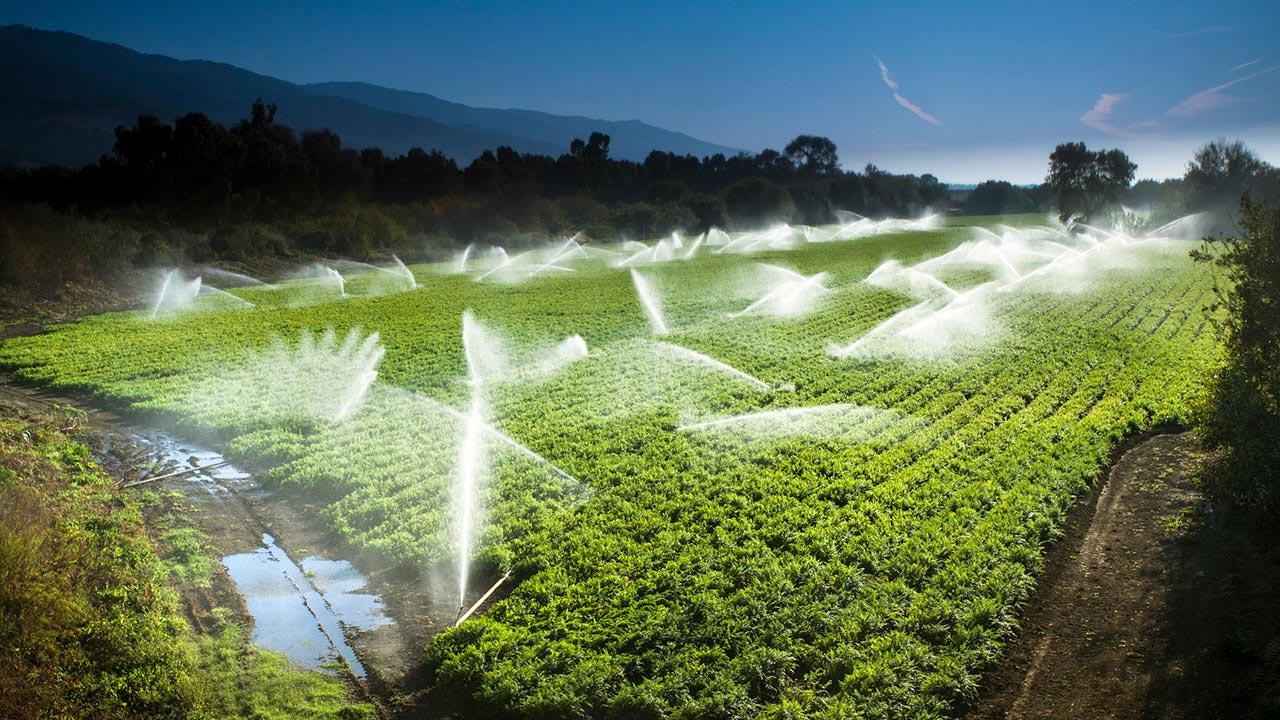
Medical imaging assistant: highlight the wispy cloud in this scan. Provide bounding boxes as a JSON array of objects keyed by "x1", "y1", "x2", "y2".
[
  {"x1": 1222, "y1": 58, "x2": 1261, "y2": 76},
  {"x1": 894, "y1": 94, "x2": 944, "y2": 126},
  {"x1": 1080, "y1": 93, "x2": 1160, "y2": 136},
  {"x1": 874, "y1": 56, "x2": 898, "y2": 91},
  {"x1": 872, "y1": 55, "x2": 943, "y2": 127},
  {"x1": 1154, "y1": 24, "x2": 1239, "y2": 39},
  {"x1": 1167, "y1": 64, "x2": 1280, "y2": 117}
]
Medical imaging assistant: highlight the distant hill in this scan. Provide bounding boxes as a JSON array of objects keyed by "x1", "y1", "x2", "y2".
[
  {"x1": 307, "y1": 81, "x2": 740, "y2": 164},
  {"x1": 0, "y1": 25, "x2": 742, "y2": 167}
]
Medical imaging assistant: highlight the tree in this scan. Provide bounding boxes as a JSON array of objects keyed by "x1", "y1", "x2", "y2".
[
  {"x1": 965, "y1": 180, "x2": 1031, "y2": 215},
  {"x1": 681, "y1": 193, "x2": 729, "y2": 232},
  {"x1": 783, "y1": 135, "x2": 839, "y2": 175},
  {"x1": 1047, "y1": 142, "x2": 1136, "y2": 223},
  {"x1": 300, "y1": 128, "x2": 365, "y2": 202},
  {"x1": 1191, "y1": 194, "x2": 1280, "y2": 508},
  {"x1": 722, "y1": 178, "x2": 794, "y2": 228},
  {"x1": 1185, "y1": 139, "x2": 1272, "y2": 213},
  {"x1": 111, "y1": 114, "x2": 172, "y2": 198},
  {"x1": 167, "y1": 112, "x2": 244, "y2": 203},
  {"x1": 645, "y1": 179, "x2": 688, "y2": 205}
]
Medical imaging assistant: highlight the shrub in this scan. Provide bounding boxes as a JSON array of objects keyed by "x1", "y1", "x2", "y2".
[{"x1": 1193, "y1": 194, "x2": 1280, "y2": 508}]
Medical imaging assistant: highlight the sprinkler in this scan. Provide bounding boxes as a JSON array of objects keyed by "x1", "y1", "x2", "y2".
[{"x1": 456, "y1": 571, "x2": 512, "y2": 626}]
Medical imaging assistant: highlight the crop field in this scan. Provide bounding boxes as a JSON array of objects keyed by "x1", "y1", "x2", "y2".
[{"x1": 0, "y1": 214, "x2": 1221, "y2": 718}]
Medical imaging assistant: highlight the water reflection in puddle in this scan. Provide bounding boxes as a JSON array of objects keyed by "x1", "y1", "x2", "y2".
[
  {"x1": 130, "y1": 431, "x2": 394, "y2": 677},
  {"x1": 222, "y1": 533, "x2": 393, "y2": 677}
]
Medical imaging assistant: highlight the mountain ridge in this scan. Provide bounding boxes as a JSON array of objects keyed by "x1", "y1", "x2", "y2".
[{"x1": 0, "y1": 24, "x2": 742, "y2": 167}]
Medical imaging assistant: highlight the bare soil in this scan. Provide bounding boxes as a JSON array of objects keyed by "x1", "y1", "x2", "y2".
[{"x1": 966, "y1": 431, "x2": 1280, "y2": 719}]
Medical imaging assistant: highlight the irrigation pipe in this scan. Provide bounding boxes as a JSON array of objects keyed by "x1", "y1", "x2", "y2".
[
  {"x1": 120, "y1": 460, "x2": 229, "y2": 488},
  {"x1": 456, "y1": 571, "x2": 513, "y2": 626}
]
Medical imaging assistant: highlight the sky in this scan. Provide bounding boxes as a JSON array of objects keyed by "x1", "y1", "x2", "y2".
[{"x1": 2, "y1": 0, "x2": 1278, "y2": 183}]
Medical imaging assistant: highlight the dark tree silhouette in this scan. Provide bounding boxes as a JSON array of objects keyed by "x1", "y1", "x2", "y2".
[
  {"x1": 965, "y1": 180, "x2": 1032, "y2": 215},
  {"x1": 783, "y1": 135, "x2": 840, "y2": 175},
  {"x1": 1185, "y1": 140, "x2": 1278, "y2": 213},
  {"x1": 722, "y1": 177, "x2": 794, "y2": 228},
  {"x1": 1047, "y1": 142, "x2": 1136, "y2": 222}
]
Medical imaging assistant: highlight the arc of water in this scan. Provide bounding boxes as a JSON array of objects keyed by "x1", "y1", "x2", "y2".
[
  {"x1": 584, "y1": 245, "x2": 620, "y2": 258},
  {"x1": 322, "y1": 265, "x2": 346, "y2": 296},
  {"x1": 630, "y1": 269, "x2": 669, "y2": 335},
  {"x1": 457, "y1": 244, "x2": 475, "y2": 273},
  {"x1": 200, "y1": 285, "x2": 256, "y2": 308},
  {"x1": 455, "y1": 389, "x2": 485, "y2": 612},
  {"x1": 341, "y1": 259, "x2": 410, "y2": 284},
  {"x1": 436, "y1": 402, "x2": 578, "y2": 484},
  {"x1": 654, "y1": 341, "x2": 769, "y2": 390},
  {"x1": 681, "y1": 233, "x2": 705, "y2": 260},
  {"x1": 199, "y1": 266, "x2": 271, "y2": 287},
  {"x1": 333, "y1": 332, "x2": 384, "y2": 421},
  {"x1": 904, "y1": 268, "x2": 959, "y2": 298},
  {"x1": 996, "y1": 249, "x2": 1081, "y2": 292},
  {"x1": 615, "y1": 243, "x2": 653, "y2": 268},
  {"x1": 151, "y1": 270, "x2": 176, "y2": 319},
  {"x1": 391, "y1": 255, "x2": 418, "y2": 288},
  {"x1": 732, "y1": 272, "x2": 828, "y2": 318},
  {"x1": 828, "y1": 301, "x2": 931, "y2": 358},
  {"x1": 475, "y1": 252, "x2": 521, "y2": 282},
  {"x1": 1147, "y1": 212, "x2": 1204, "y2": 238}
]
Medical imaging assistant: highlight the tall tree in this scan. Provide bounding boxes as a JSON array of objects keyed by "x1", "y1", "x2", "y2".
[
  {"x1": 1185, "y1": 139, "x2": 1274, "y2": 213},
  {"x1": 1047, "y1": 142, "x2": 1136, "y2": 222},
  {"x1": 783, "y1": 135, "x2": 839, "y2": 175}
]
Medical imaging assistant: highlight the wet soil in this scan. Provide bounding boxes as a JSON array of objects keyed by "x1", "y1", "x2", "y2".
[
  {"x1": 966, "y1": 431, "x2": 1280, "y2": 719},
  {"x1": 0, "y1": 378, "x2": 478, "y2": 716}
]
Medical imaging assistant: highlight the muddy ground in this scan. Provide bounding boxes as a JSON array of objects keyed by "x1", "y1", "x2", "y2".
[
  {"x1": 966, "y1": 431, "x2": 1280, "y2": 720},
  {"x1": 0, "y1": 379, "x2": 475, "y2": 716}
]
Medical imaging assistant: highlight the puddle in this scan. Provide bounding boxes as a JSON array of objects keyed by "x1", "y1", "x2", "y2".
[
  {"x1": 128, "y1": 431, "x2": 393, "y2": 678},
  {"x1": 130, "y1": 432, "x2": 254, "y2": 497},
  {"x1": 222, "y1": 533, "x2": 393, "y2": 677}
]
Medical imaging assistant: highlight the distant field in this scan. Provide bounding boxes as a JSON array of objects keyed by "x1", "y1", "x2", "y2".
[{"x1": 0, "y1": 215, "x2": 1221, "y2": 718}]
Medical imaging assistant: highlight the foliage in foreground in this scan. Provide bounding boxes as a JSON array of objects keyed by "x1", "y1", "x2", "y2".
[
  {"x1": 0, "y1": 406, "x2": 195, "y2": 719},
  {"x1": 192, "y1": 620, "x2": 374, "y2": 720},
  {"x1": 1193, "y1": 194, "x2": 1280, "y2": 509},
  {"x1": 0, "y1": 403, "x2": 371, "y2": 720}
]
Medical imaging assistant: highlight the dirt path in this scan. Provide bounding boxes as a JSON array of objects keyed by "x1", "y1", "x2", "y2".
[{"x1": 967, "y1": 431, "x2": 1280, "y2": 719}]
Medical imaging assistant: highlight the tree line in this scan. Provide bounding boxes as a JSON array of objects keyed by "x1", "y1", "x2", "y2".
[
  {"x1": 965, "y1": 139, "x2": 1280, "y2": 226},
  {"x1": 0, "y1": 100, "x2": 950, "y2": 254}
]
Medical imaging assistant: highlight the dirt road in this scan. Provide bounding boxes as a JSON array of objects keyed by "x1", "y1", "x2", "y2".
[{"x1": 968, "y1": 432, "x2": 1280, "y2": 719}]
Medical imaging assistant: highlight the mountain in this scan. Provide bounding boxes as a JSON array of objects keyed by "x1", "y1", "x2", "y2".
[
  {"x1": 306, "y1": 81, "x2": 739, "y2": 163},
  {"x1": 0, "y1": 25, "x2": 742, "y2": 168}
]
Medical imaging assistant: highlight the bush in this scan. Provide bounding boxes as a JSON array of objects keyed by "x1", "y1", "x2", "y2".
[
  {"x1": 0, "y1": 204, "x2": 139, "y2": 291},
  {"x1": 557, "y1": 195, "x2": 611, "y2": 227},
  {"x1": 1193, "y1": 194, "x2": 1280, "y2": 508},
  {"x1": 0, "y1": 413, "x2": 195, "y2": 719},
  {"x1": 210, "y1": 223, "x2": 287, "y2": 261},
  {"x1": 681, "y1": 193, "x2": 729, "y2": 233},
  {"x1": 788, "y1": 183, "x2": 832, "y2": 225}
]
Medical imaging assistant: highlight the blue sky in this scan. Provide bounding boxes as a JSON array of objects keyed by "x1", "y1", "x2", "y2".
[{"x1": 3, "y1": 0, "x2": 1278, "y2": 182}]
